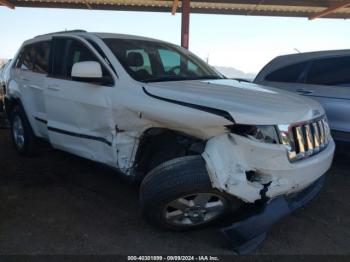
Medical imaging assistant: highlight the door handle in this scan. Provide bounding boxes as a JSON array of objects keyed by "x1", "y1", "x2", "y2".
[
  {"x1": 47, "y1": 85, "x2": 61, "y2": 91},
  {"x1": 27, "y1": 84, "x2": 43, "y2": 91},
  {"x1": 296, "y1": 88, "x2": 313, "y2": 95},
  {"x1": 20, "y1": 77, "x2": 29, "y2": 81}
]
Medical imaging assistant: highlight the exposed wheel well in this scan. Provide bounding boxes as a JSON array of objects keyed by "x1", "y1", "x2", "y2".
[
  {"x1": 133, "y1": 128, "x2": 206, "y2": 183},
  {"x1": 4, "y1": 96, "x2": 21, "y2": 119}
]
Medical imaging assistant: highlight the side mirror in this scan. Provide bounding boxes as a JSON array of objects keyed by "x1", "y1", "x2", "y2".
[{"x1": 71, "y1": 61, "x2": 103, "y2": 82}]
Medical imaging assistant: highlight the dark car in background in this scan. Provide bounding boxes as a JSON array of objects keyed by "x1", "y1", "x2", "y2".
[
  {"x1": 0, "y1": 60, "x2": 11, "y2": 128},
  {"x1": 254, "y1": 50, "x2": 350, "y2": 143}
]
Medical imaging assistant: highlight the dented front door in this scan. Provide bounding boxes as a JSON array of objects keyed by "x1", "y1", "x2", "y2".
[{"x1": 44, "y1": 37, "x2": 118, "y2": 167}]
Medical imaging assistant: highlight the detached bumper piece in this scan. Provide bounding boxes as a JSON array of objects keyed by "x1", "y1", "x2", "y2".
[{"x1": 221, "y1": 175, "x2": 326, "y2": 254}]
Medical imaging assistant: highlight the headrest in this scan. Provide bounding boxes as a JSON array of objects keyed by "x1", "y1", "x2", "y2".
[{"x1": 127, "y1": 52, "x2": 144, "y2": 67}]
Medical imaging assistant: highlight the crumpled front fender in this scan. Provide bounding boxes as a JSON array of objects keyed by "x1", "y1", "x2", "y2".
[{"x1": 202, "y1": 134, "x2": 264, "y2": 203}]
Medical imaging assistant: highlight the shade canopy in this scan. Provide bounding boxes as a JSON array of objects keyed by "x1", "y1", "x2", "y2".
[{"x1": 1, "y1": 0, "x2": 350, "y2": 20}]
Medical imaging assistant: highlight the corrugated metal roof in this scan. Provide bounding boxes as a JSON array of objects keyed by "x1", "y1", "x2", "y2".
[{"x1": 2, "y1": 0, "x2": 350, "y2": 19}]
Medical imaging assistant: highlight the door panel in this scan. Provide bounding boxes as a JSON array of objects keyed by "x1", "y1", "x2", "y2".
[
  {"x1": 23, "y1": 71, "x2": 48, "y2": 138},
  {"x1": 13, "y1": 42, "x2": 50, "y2": 139},
  {"x1": 44, "y1": 37, "x2": 118, "y2": 167},
  {"x1": 45, "y1": 77, "x2": 116, "y2": 165}
]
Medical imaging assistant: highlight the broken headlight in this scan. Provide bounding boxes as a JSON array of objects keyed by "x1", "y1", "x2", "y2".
[{"x1": 229, "y1": 124, "x2": 280, "y2": 144}]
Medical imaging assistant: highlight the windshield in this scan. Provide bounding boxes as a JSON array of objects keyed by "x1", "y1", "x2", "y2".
[{"x1": 103, "y1": 38, "x2": 223, "y2": 83}]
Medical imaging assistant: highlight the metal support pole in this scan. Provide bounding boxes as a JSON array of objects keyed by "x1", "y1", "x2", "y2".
[{"x1": 181, "y1": 0, "x2": 190, "y2": 49}]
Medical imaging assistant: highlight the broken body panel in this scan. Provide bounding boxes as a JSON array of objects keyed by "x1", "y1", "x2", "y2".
[{"x1": 5, "y1": 32, "x2": 334, "y2": 207}]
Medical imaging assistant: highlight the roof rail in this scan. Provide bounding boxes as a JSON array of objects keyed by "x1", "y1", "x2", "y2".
[{"x1": 35, "y1": 30, "x2": 87, "y2": 38}]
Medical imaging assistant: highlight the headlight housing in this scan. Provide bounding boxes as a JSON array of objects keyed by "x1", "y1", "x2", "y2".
[{"x1": 229, "y1": 124, "x2": 280, "y2": 144}]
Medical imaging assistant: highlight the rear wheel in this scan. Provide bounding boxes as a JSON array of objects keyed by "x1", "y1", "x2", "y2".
[
  {"x1": 140, "y1": 155, "x2": 240, "y2": 231},
  {"x1": 9, "y1": 105, "x2": 38, "y2": 156}
]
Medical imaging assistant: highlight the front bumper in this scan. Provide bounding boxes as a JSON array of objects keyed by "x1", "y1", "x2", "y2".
[
  {"x1": 203, "y1": 133, "x2": 335, "y2": 203},
  {"x1": 221, "y1": 174, "x2": 326, "y2": 254}
]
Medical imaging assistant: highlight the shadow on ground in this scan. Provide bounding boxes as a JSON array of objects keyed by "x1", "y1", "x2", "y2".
[{"x1": 0, "y1": 130, "x2": 349, "y2": 255}]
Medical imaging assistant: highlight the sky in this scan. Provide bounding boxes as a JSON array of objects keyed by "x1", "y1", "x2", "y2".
[{"x1": 1, "y1": 7, "x2": 350, "y2": 73}]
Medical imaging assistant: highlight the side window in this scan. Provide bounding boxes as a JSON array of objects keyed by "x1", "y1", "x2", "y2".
[
  {"x1": 265, "y1": 61, "x2": 308, "y2": 83},
  {"x1": 65, "y1": 40, "x2": 100, "y2": 77},
  {"x1": 306, "y1": 56, "x2": 350, "y2": 86},
  {"x1": 51, "y1": 38, "x2": 112, "y2": 85},
  {"x1": 33, "y1": 41, "x2": 51, "y2": 74},
  {"x1": 15, "y1": 45, "x2": 36, "y2": 71}
]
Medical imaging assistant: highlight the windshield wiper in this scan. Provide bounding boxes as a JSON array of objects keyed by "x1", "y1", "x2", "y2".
[
  {"x1": 143, "y1": 76, "x2": 189, "y2": 83},
  {"x1": 144, "y1": 75, "x2": 223, "y2": 83},
  {"x1": 191, "y1": 76, "x2": 224, "y2": 80}
]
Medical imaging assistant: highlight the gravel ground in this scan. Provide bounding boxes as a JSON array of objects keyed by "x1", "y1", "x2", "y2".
[{"x1": 0, "y1": 129, "x2": 349, "y2": 255}]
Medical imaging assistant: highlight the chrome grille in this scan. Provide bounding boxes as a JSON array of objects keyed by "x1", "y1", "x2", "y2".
[{"x1": 278, "y1": 117, "x2": 330, "y2": 162}]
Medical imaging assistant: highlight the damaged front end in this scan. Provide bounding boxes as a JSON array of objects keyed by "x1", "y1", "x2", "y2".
[
  {"x1": 222, "y1": 174, "x2": 325, "y2": 254},
  {"x1": 202, "y1": 117, "x2": 335, "y2": 253}
]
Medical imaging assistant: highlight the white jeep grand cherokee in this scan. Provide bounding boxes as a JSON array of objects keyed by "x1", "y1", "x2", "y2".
[{"x1": 4, "y1": 31, "x2": 334, "y2": 240}]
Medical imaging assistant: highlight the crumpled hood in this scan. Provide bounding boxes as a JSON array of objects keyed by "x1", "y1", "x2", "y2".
[{"x1": 145, "y1": 79, "x2": 325, "y2": 125}]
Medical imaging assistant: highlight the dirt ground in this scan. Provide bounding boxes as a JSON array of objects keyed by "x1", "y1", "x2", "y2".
[{"x1": 0, "y1": 128, "x2": 349, "y2": 255}]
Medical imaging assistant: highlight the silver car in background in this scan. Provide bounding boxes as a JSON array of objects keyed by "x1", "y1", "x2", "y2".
[{"x1": 254, "y1": 50, "x2": 350, "y2": 143}]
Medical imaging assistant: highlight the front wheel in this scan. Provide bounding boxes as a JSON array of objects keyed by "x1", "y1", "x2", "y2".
[{"x1": 140, "y1": 156, "x2": 240, "y2": 231}]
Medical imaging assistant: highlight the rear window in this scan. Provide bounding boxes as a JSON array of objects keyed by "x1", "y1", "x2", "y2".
[
  {"x1": 306, "y1": 56, "x2": 350, "y2": 86},
  {"x1": 15, "y1": 45, "x2": 35, "y2": 70},
  {"x1": 15, "y1": 41, "x2": 51, "y2": 74},
  {"x1": 33, "y1": 41, "x2": 51, "y2": 74},
  {"x1": 265, "y1": 61, "x2": 308, "y2": 83}
]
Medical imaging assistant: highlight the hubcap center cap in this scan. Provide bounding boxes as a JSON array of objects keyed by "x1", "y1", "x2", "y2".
[{"x1": 185, "y1": 206, "x2": 206, "y2": 219}]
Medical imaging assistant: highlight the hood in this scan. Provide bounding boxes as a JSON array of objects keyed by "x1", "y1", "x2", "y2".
[{"x1": 144, "y1": 79, "x2": 324, "y2": 125}]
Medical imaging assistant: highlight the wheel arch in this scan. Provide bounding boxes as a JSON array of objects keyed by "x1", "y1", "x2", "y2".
[
  {"x1": 133, "y1": 127, "x2": 207, "y2": 182},
  {"x1": 4, "y1": 96, "x2": 23, "y2": 119}
]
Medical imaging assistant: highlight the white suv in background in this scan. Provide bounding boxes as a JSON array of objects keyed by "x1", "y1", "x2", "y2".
[{"x1": 4, "y1": 30, "x2": 335, "y2": 252}]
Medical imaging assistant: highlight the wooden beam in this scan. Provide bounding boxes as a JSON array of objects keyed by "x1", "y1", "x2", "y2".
[
  {"x1": 247, "y1": 0, "x2": 264, "y2": 16},
  {"x1": 181, "y1": 0, "x2": 190, "y2": 49},
  {"x1": 84, "y1": 1, "x2": 92, "y2": 9},
  {"x1": 171, "y1": 0, "x2": 179, "y2": 15},
  {"x1": 0, "y1": 0, "x2": 15, "y2": 9},
  {"x1": 309, "y1": 0, "x2": 350, "y2": 20}
]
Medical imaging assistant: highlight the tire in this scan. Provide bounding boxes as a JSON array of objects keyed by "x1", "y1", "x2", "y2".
[
  {"x1": 9, "y1": 105, "x2": 38, "y2": 156},
  {"x1": 140, "y1": 155, "x2": 240, "y2": 231},
  {"x1": 0, "y1": 99, "x2": 3, "y2": 112}
]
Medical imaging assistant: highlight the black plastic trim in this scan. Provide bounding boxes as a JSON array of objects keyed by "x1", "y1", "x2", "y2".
[
  {"x1": 303, "y1": 94, "x2": 350, "y2": 101},
  {"x1": 34, "y1": 117, "x2": 48, "y2": 124},
  {"x1": 222, "y1": 175, "x2": 325, "y2": 254},
  {"x1": 142, "y1": 86, "x2": 235, "y2": 123},
  {"x1": 34, "y1": 117, "x2": 111, "y2": 146}
]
